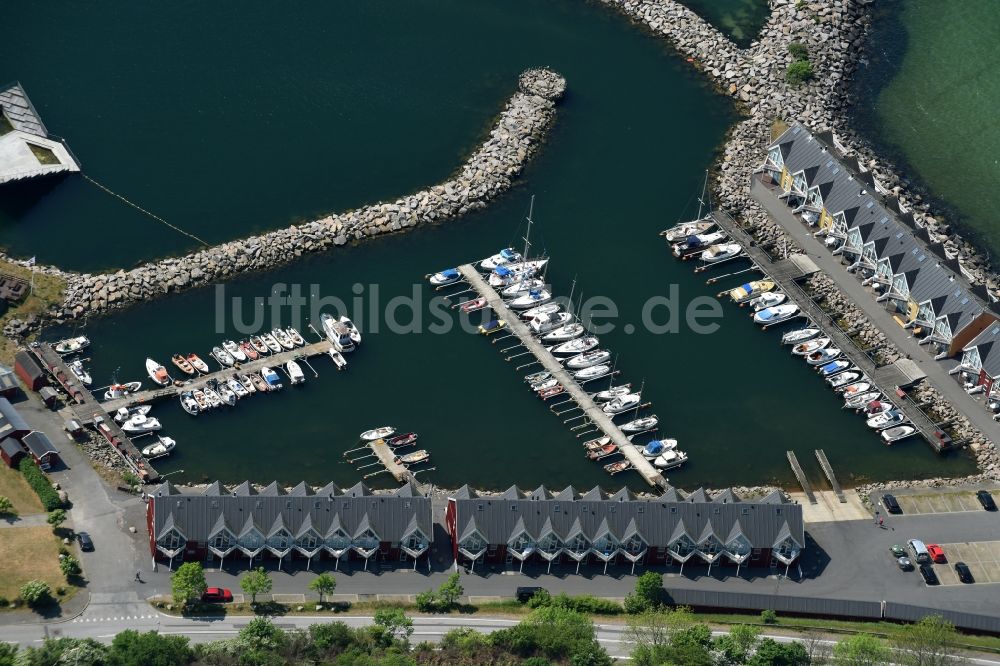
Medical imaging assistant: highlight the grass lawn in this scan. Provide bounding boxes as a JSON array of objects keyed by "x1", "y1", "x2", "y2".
[
  {"x1": 0, "y1": 258, "x2": 66, "y2": 366},
  {"x1": 0, "y1": 525, "x2": 69, "y2": 603},
  {"x1": 0, "y1": 463, "x2": 43, "y2": 515}
]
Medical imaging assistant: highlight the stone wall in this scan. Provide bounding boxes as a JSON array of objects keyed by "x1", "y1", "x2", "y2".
[{"x1": 53, "y1": 69, "x2": 565, "y2": 319}]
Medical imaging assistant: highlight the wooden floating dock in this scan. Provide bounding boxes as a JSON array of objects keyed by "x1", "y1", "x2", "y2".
[
  {"x1": 708, "y1": 210, "x2": 949, "y2": 453},
  {"x1": 456, "y1": 264, "x2": 668, "y2": 490},
  {"x1": 369, "y1": 439, "x2": 416, "y2": 485},
  {"x1": 814, "y1": 449, "x2": 846, "y2": 503},
  {"x1": 31, "y1": 344, "x2": 161, "y2": 483}
]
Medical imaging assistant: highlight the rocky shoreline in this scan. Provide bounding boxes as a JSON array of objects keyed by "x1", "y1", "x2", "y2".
[{"x1": 4, "y1": 69, "x2": 564, "y2": 330}]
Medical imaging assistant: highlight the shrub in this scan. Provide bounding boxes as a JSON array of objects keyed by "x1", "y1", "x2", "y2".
[
  {"x1": 415, "y1": 589, "x2": 437, "y2": 612},
  {"x1": 761, "y1": 609, "x2": 778, "y2": 624},
  {"x1": 171, "y1": 562, "x2": 207, "y2": 607},
  {"x1": 786, "y1": 59, "x2": 814, "y2": 85},
  {"x1": 47, "y1": 508, "x2": 67, "y2": 531},
  {"x1": 788, "y1": 42, "x2": 809, "y2": 60},
  {"x1": 20, "y1": 580, "x2": 52, "y2": 607},
  {"x1": 624, "y1": 572, "x2": 664, "y2": 614},
  {"x1": 0, "y1": 495, "x2": 14, "y2": 516},
  {"x1": 60, "y1": 555, "x2": 81, "y2": 578},
  {"x1": 56, "y1": 586, "x2": 67, "y2": 596},
  {"x1": 0, "y1": 597, "x2": 8, "y2": 608},
  {"x1": 18, "y1": 458, "x2": 62, "y2": 510},
  {"x1": 414, "y1": 571, "x2": 464, "y2": 612}
]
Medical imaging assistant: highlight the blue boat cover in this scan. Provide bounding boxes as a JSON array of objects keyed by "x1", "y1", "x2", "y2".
[
  {"x1": 685, "y1": 235, "x2": 702, "y2": 246},
  {"x1": 643, "y1": 441, "x2": 663, "y2": 455},
  {"x1": 495, "y1": 266, "x2": 512, "y2": 277},
  {"x1": 739, "y1": 283, "x2": 752, "y2": 292},
  {"x1": 442, "y1": 268, "x2": 459, "y2": 278},
  {"x1": 529, "y1": 289, "x2": 540, "y2": 297},
  {"x1": 500, "y1": 248, "x2": 516, "y2": 260}
]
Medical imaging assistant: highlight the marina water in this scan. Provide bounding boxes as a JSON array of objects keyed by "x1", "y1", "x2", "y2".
[{"x1": 7, "y1": 1, "x2": 975, "y2": 490}]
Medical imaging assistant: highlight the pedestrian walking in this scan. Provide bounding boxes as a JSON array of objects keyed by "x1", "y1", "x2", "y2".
[
  {"x1": 134, "y1": 571, "x2": 142, "y2": 582},
  {"x1": 879, "y1": 517, "x2": 884, "y2": 528}
]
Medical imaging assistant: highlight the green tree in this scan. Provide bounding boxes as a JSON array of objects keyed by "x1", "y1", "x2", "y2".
[
  {"x1": 415, "y1": 589, "x2": 438, "y2": 612},
  {"x1": 308, "y1": 572, "x2": 337, "y2": 603},
  {"x1": 520, "y1": 605, "x2": 598, "y2": 660},
  {"x1": 171, "y1": 561, "x2": 207, "y2": 607},
  {"x1": 47, "y1": 508, "x2": 67, "y2": 531},
  {"x1": 786, "y1": 59, "x2": 814, "y2": 85},
  {"x1": 237, "y1": 617, "x2": 287, "y2": 652},
  {"x1": 240, "y1": 567, "x2": 273, "y2": 605},
  {"x1": 436, "y1": 571, "x2": 464, "y2": 608},
  {"x1": 309, "y1": 621, "x2": 356, "y2": 652},
  {"x1": 374, "y1": 608, "x2": 414, "y2": 642},
  {"x1": 108, "y1": 629, "x2": 192, "y2": 666},
  {"x1": 749, "y1": 638, "x2": 810, "y2": 666},
  {"x1": 60, "y1": 555, "x2": 82, "y2": 578},
  {"x1": 833, "y1": 633, "x2": 891, "y2": 666},
  {"x1": 19, "y1": 580, "x2": 52, "y2": 607},
  {"x1": 0, "y1": 496, "x2": 14, "y2": 517},
  {"x1": 0, "y1": 642, "x2": 16, "y2": 666},
  {"x1": 570, "y1": 639, "x2": 613, "y2": 666},
  {"x1": 624, "y1": 571, "x2": 664, "y2": 613},
  {"x1": 625, "y1": 607, "x2": 701, "y2": 656},
  {"x1": 715, "y1": 624, "x2": 761, "y2": 665},
  {"x1": 892, "y1": 615, "x2": 961, "y2": 666}
]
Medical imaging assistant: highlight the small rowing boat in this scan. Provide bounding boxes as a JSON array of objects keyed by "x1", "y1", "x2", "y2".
[
  {"x1": 587, "y1": 443, "x2": 618, "y2": 460},
  {"x1": 538, "y1": 385, "x2": 564, "y2": 399},
  {"x1": 583, "y1": 435, "x2": 613, "y2": 452},
  {"x1": 361, "y1": 426, "x2": 395, "y2": 441},
  {"x1": 272, "y1": 328, "x2": 295, "y2": 350},
  {"x1": 388, "y1": 432, "x2": 418, "y2": 447},
  {"x1": 461, "y1": 297, "x2": 488, "y2": 313},
  {"x1": 239, "y1": 341, "x2": 259, "y2": 361},
  {"x1": 187, "y1": 353, "x2": 210, "y2": 374},
  {"x1": 171, "y1": 354, "x2": 196, "y2": 375},
  {"x1": 286, "y1": 327, "x2": 306, "y2": 346},
  {"x1": 604, "y1": 460, "x2": 631, "y2": 475},
  {"x1": 212, "y1": 346, "x2": 235, "y2": 367},
  {"x1": 792, "y1": 337, "x2": 830, "y2": 356},
  {"x1": 261, "y1": 332, "x2": 283, "y2": 353},
  {"x1": 396, "y1": 449, "x2": 430, "y2": 465},
  {"x1": 249, "y1": 373, "x2": 270, "y2": 392},
  {"x1": 250, "y1": 336, "x2": 269, "y2": 355}
]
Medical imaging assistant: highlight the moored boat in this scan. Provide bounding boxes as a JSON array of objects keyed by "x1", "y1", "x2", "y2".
[
  {"x1": 212, "y1": 346, "x2": 235, "y2": 367},
  {"x1": 827, "y1": 370, "x2": 862, "y2": 388},
  {"x1": 461, "y1": 297, "x2": 488, "y2": 313},
  {"x1": 531, "y1": 378, "x2": 559, "y2": 392},
  {"x1": 524, "y1": 371, "x2": 551, "y2": 384},
  {"x1": 429, "y1": 269, "x2": 461, "y2": 286},
  {"x1": 261, "y1": 333, "x2": 282, "y2": 353},
  {"x1": 272, "y1": 328, "x2": 295, "y2": 350},
  {"x1": 663, "y1": 219, "x2": 715, "y2": 243},
  {"x1": 653, "y1": 449, "x2": 688, "y2": 470},
  {"x1": 594, "y1": 384, "x2": 632, "y2": 402},
  {"x1": 202, "y1": 387, "x2": 224, "y2": 408},
  {"x1": 286, "y1": 360, "x2": 305, "y2": 385},
  {"x1": 671, "y1": 231, "x2": 727, "y2": 257},
  {"x1": 502, "y1": 278, "x2": 545, "y2": 298},
  {"x1": 54, "y1": 335, "x2": 90, "y2": 355},
  {"x1": 142, "y1": 436, "x2": 176, "y2": 458},
  {"x1": 114, "y1": 405, "x2": 152, "y2": 423},
  {"x1": 340, "y1": 316, "x2": 362, "y2": 348},
  {"x1": 583, "y1": 435, "x2": 613, "y2": 452},
  {"x1": 171, "y1": 354, "x2": 196, "y2": 376},
  {"x1": 321, "y1": 313, "x2": 355, "y2": 353},
  {"x1": 521, "y1": 302, "x2": 561, "y2": 320},
  {"x1": 700, "y1": 242, "x2": 743, "y2": 263},
  {"x1": 839, "y1": 381, "x2": 873, "y2": 398},
  {"x1": 782, "y1": 327, "x2": 820, "y2": 345},
  {"x1": 145, "y1": 358, "x2": 172, "y2": 387},
  {"x1": 69, "y1": 360, "x2": 92, "y2": 386},
  {"x1": 537, "y1": 385, "x2": 564, "y2": 399},
  {"x1": 121, "y1": 414, "x2": 162, "y2": 434},
  {"x1": 639, "y1": 438, "x2": 677, "y2": 459},
  {"x1": 806, "y1": 348, "x2": 842, "y2": 366},
  {"x1": 396, "y1": 449, "x2": 430, "y2": 465},
  {"x1": 552, "y1": 335, "x2": 600, "y2": 356},
  {"x1": 239, "y1": 374, "x2": 257, "y2": 393},
  {"x1": 818, "y1": 360, "x2": 852, "y2": 377},
  {"x1": 866, "y1": 410, "x2": 906, "y2": 430},
  {"x1": 480, "y1": 248, "x2": 521, "y2": 271},
  {"x1": 604, "y1": 460, "x2": 631, "y2": 475},
  {"x1": 603, "y1": 393, "x2": 640, "y2": 414},
  {"x1": 249, "y1": 373, "x2": 270, "y2": 392},
  {"x1": 726, "y1": 280, "x2": 775, "y2": 304},
  {"x1": 286, "y1": 327, "x2": 306, "y2": 346},
  {"x1": 565, "y1": 349, "x2": 612, "y2": 369},
  {"x1": 239, "y1": 341, "x2": 260, "y2": 361},
  {"x1": 792, "y1": 337, "x2": 831, "y2": 356},
  {"x1": 478, "y1": 319, "x2": 507, "y2": 335},
  {"x1": 586, "y1": 443, "x2": 618, "y2": 460},
  {"x1": 327, "y1": 348, "x2": 347, "y2": 370},
  {"x1": 361, "y1": 426, "x2": 395, "y2": 441},
  {"x1": 192, "y1": 390, "x2": 210, "y2": 410},
  {"x1": 250, "y1": 336, "x2": 269, "y2": 355},
  {"x1": 179, "y1": 391, "x2": 200, "y2": 415},
  {"x1": 864, "y1": 399, "x2": 895, "y2": 416},
  {"x1": 845, "y1": 390, "x2": 882, "y2": 409},
  {"x1": 621, "y1": 415, "x2": 658, "y2": 433},
  {"x1": 388, "y1": 432, "x2": 418, "y2": 447},
  {"x1": 213, "y1": 380, "x2": 237, "y2": 406},
  {"x1": 749, "y1": 292, "x2": 786, "y2": 311},
  {"x1": 261, "y1": 366, "x2": 283, "y2": 391},
  {"x1": 223, "y1": 339, "x2": 247, "y2": 362},
  {"x1": 227, "y1": 377, "x2": 249, "y2": 398},
  {"x1": 103, "y1": 381, "x2": 142, "y2": 401},
  {"x1": 574, "y1": 364, "x2": 610, "y2": 381},
  {"x1": 187, "y1": 353, "x2": 210, "y2": 374},
  {"x1": 541, "y1": 323, "x2": 585, "y2": 343},
  {"x1": 753, "y1": 304, "x2": 800, "y2": 325},
  {"x1": 881, "y1": 425, "x2": 917, "y2": 443},
  {"x1": 529, "y1": 311, "x2": 574, "y2": 335}
]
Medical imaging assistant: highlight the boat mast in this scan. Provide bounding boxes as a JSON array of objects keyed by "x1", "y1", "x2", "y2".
[
  {"x1": 522, "y1": 195, "x2": 535, "y2": 261},
  {"x1": 695, "y1": 169, "x2": 709, "y2": 221},
  {"x1": 566, "y1": 275, "x2": 577, "y2": 314}
]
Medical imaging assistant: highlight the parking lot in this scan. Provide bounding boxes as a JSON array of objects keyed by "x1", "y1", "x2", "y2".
[
  {"x1": 931, "y1": 541, "x2": 1000, "y2": 586},
  {"x1": 891, "y1": 491, "x2": 984, "y2": 515}
]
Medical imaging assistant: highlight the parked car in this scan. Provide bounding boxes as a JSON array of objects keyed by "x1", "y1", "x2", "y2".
[
  {"x1": 918, "y1": 565, "x2": 939, "y2": 586},
  {"x1": 516, "y1": 586, "x2": 546, "y2": 603},
  {"x1": 201, "y1": 587, "x2": 233, "y2": 603},
  {"x1": 927, "y1": 544, "x2": 947, "y2": 563},
  {"x1": 897, "y1": 556, "x2": 913, "y2": 571},
  {"x1": 907, "y1": 539, "x2": 930, "y2": 564},
  {"x1": 890, "y1": 544, "x2": 906, "y2": 558},
  {"x1": 976, "y1": 490, "x2": 997, "y2": 512},
  {"x1": 955, "y1": 562, "x2": 974, "y2": 584},
  {"x1": 77, "y1": 532, "x2": 94, "y2": 552},
  {"x1": 882, "y1": 494, "x2": 901, "y2": 514}
]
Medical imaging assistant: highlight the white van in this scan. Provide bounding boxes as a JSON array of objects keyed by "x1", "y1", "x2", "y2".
[{"x1": 908, "y1": 539, "x2": 930, "y2": 564}]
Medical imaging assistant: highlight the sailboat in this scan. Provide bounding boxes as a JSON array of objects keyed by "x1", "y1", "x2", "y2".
[
  {"x1": 662, "y1": 171, "x2": 716, "y2": 243},
  {"x1": 593, "y1": 384, "x2": 632, "y2": 402},
  {"x1": 541, "y1": 323, "x2": 585, "y2": 343},
  {"x1": 520, "y1": 303, "x2": 561, "y2": 320},
  {"x1": 621, "y1": 415, "x2": 658, "y2": 433},
  {"x1": 551, "y1": 336, "x2": 599, "y2": 355},
  {"x1": 565, "y1": 349, "x2": 612, "y2": 369},
  {"x1": 528, "y1": 312, "x2": 574, "y2": 335},
  {"x1": 480, "y1": 248, "x2": 522, "y2": 271},
  {"x1": 510, "y1": 289, "x2": 552, "y2": 310},
  {"x1": 502, "y1": 278, "x2": 545, "y2": 298},
  {"x1": 602, "y1": 393, "x2": 641, "y2": 414}
]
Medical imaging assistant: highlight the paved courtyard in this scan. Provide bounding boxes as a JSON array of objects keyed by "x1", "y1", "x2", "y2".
[
  {"x1": 931, "y1": 541, "x2": 1000, "y2": 586},
  {"x1": 895, "y1": 492, "x2": 984, "y2": 515}
]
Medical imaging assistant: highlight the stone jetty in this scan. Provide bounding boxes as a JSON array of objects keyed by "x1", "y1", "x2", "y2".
[{"x1": 51, "y1": 69, "x2": 564, "y2": 319}]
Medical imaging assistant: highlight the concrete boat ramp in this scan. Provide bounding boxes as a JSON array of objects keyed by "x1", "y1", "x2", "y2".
[{"x1": 456, "y1": 264, "x2": 669, "y2": 490}]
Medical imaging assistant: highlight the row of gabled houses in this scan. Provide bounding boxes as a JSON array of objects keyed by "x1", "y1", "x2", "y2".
[
  {"x1": 148, "y1": 480, "x2": 805, "y2": 576},
  {"x1": 757, "y1": 123, "x2": 1000, "y2": 399}
]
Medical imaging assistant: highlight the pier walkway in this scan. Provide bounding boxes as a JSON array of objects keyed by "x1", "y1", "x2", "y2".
[
  {"x1": 457, "y1": 265, "x2": 668, "y2": 489},
  {"x1": 709, "y1": 210, "x2": 949, "y2": 452}
]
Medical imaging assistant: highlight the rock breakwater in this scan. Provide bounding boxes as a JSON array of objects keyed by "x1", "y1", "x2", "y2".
[{"x1": 54, "y1": 69, "x2": 564, "y2": 319}]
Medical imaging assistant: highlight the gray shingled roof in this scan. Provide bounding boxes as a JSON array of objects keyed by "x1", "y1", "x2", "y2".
[
  {"x1": 0, "y1": 397, "x2": 29, "y2": 440},
  {"x1": 150, "y1": 481, "x2": 432, "y2": 545},
  {"x1": 0, "y1": 437, "x2": 24, "y2": 461},
  {"x1": 965, "y1": 322, "x2": 1000, "y2": 378},
  {"x1": 22, "y1": 431, "x2": 58, "y2": 459},
  {"x1": 0, "y1": 82, "x2": 47, "y2": 137},
  {"x1": 451, "y1": 486, "x2": 802, "y2": 550}
]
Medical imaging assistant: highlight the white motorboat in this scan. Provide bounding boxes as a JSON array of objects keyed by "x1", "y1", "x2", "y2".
[
  {"x1": 531, "y1": 378, "x2": 560, "y2": 392},
  {"x1": 551, "y1": 336, "x2": 599, "y2": 356},
  {"x1": 700, "y1": 243, "x2": 743, "y2": 263},
  {"x1": 321, "y1": 313, "x2": 355, "y2": 353},
  {"x1": 653, "y1": 449, "x2": 688, "y2": 470},
  {"x1": 327, "y1": 348, "x2": 347, "y2": 370},
  {"x1": 340, "y1": 316, "x2": 362, "y2": 348},
  {"x1": 672, "y1": 230, "x2": 727, "y2": 257},
  {"x1": 261, "y1": 366, "x2": 283, "y2": 390},
  {"x1": 827, "y1": 371, "x2": 863, "y2": 388},
  {"x1": 145, "y1": 358, "x2": 172, "y2": 387},
  {"x1": 753, "y1": 304, "x2": 800, "y2": 325},
  {"x1": 272, "y1": 328, "x2": 295, "y2": 350},
  {"x1": 261, "y1": 333, "x2": 283, "y2": 353},
  {"x1": 429, "y1": 268, "x2": 461, "y2": 286},
  {"x1": 227, "y1": 377, "x2": 249, "y2": 398},
  {"x1": 361, "y1": 426, "x2": 395, "y2": 441},
  {"x1": 104, "y1": 381, "x2": 142, "y2": 401},
  {"x1": 191, "y1": 390, "x2": 210, "y2": 410},
  {"x1": 806, "y1": 348, "x2": 842, "y2": 366},
  {"x1": 223, "y1": 339, "x2": 247, "y2": 362},
  {"x1": 621, "y1": 415, "x2": 658, "y2": 433},
  {"x1": 529, "y1": 312, "x2": 574, "y2": 335},
  {"x1": 749, "y1": 292, "x2": 786, "y2": 311},
  {"x1": 867, "y1": 410, "x2": 906, "y2": 430},
  {"x1": 114, "y1": 405, "x2": 152, "y2": 423},
  {"x1": 594, "y1": 384, "x2": 632, "y2": 402},
  {"x1": 249, "y1": 336, "x2": 269, "y2": 355},
  {"x1": 818, "y1": 360, "x2": 853, "y2": 377},
  {"x1": 202, "y1": 387, "x2": 224, "y2": 408},
  {"x1": 881, "y1": 425, "x2": 917, "y2": 443},
  {"x1": 286, "y1": 360, "x2": 305, "y2": 385},
  {"x1": 602, "y1": 393, "x2": 640, "y2": 414},
  {"x1": 541, "y1": 323, "x2": 585, "y2": 343},
  {"x1": 179, "y1": 391, "x2": 200, "y2": 415},
  {"x1": 286, "y1": 327, "x2": 306, "y2": 346},
  {"x1": 212, "y1": 346, "x2": 235, "y2": 367},
  {"x1": 574, "y1": 364, "x2": 610, "y2": 381},
  {"x1": 502, "y1": 279, "x2": 545, "y2": 298},
  {"x1": 69, "y1": 360, "x2": 92, "y2": 386},
  {"x1": 663, "y1": 219, "x2": 715, "y2": 243},
  {"x1": 54, "y1": 335, "x2": 90, "y2": 355},
  {"x1": 566, "y1": 349, "x2": 612, "y2": 369},
  {"x1": 487, "y1": 259, "x2": 548, "y2": 287},
  {"x1": 141, "y1": 436, "x2": 176, "y2": 458},
  {"x1": 864, "y1": 399, "x2": 895, "y2": 416},
  {"x1": 214, "y1": 381, "x2": 237, "y2": 406},
  {"x1": 239, "y1": 374, "x2": 257, "y2": 394},
  {"x1": 838, "y1": 381, "x2": 873, "y2": 398},
  {"x1": 782, "y1": 327, "x2": 820, "y2": 345},
  {"x1": 792, "y1": 337, "x2": 831, "y2": 356},
  {"x1": 525, "y1": 371, "x2": 550, "y2": 384},
  {"x1": 520, "y1": 302, "x2": 561, "y2": 320},
  {"x1": 121, "y1": 414, "x2": 162, "y2": 435},
  {"x1": 845, "y1": 390, "x2": 883, "y2": 409},
  {"x1": 509, "y1": 289, "x2": 552, "y2": 310},
  {"x1": 480, "y1": 248, "x2": 521, "y2": 271},
  {"x1": 639, "y1": 438, "x2": 676, "y2": 459}
]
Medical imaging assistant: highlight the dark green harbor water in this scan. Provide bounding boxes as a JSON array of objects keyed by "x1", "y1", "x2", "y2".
[{"x1": 8, "y1": 1, "x2": 975, "y2": 490}]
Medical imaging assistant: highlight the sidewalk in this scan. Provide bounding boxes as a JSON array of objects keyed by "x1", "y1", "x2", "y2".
[{"x1": 751, "y1": 181, "x2": 1000, "y2": 447}]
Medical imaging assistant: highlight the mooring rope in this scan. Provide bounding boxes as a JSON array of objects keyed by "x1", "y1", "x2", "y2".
[{"x1": 82, "y1": 174, "x2": 210, "y2": 246}]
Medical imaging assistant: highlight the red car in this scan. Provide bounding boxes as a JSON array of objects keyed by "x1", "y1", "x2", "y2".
[
  {"x1": 201, "y1": 587, "x2": 233, "y2": 603},
  {"x1": 927, "y1": 544, "x2": 947, "y2": 564}
]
